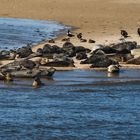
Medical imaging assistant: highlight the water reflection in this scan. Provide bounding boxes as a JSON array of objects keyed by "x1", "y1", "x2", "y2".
[{"x1": 107, "y1": 72, "x2": 120, "y2": 78}]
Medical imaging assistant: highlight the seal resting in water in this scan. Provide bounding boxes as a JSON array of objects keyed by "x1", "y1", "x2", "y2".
[
  {"x1": 108, "y1": 65, "x2": 120, "y2": 73},
  {"x1": 32, "y1": 76, "x2": 42, "y2": 88}
]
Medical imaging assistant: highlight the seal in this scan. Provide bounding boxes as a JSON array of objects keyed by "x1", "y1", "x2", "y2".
[
  {"x1": 32, "y1": 76, "x2": 42, "y2": 88},
  {"x1": 108, "y1": 65, "x2": 120, "y2": 73}
]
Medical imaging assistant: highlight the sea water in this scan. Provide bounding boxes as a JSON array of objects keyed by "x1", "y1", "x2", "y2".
[
  {"x1": 0, "y1": 18, "x2": 69, "y2": 50},
  {"x1": 0, "y1": 69, "x2": 140, "y2": 139}
]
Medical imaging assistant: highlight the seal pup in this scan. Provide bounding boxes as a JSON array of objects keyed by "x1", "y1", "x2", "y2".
[
  {"x1": 108, "y1": 65, "x2": 120, "y2": 73},
  {"x1": 67, "y1": 30, "x2": 75, "y2": 37}
]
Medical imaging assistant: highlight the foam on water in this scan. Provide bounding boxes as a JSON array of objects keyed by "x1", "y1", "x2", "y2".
[{"x1": 0, "y1": 18, "x2": 70, "y2": 49}]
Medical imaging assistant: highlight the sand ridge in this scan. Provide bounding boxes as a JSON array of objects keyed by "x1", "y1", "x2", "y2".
[{"x1": 0, "y1": 0, "x2": 140, "y2": 35}]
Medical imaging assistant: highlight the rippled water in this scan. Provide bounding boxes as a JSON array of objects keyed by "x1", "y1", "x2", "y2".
[
  {"x1": 0, "y1": 69, "x2": 140, "y2": 139},
  {"x1": 0, "y1": 18, "x2": 69, "y2": 49}
]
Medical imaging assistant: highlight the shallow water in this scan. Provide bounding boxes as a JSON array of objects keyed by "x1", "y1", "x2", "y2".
[
  {"x1": 0, "y1": 18, "x2": 69, "y2": 50},
  {"x1": 0, "y1": 69, "x2": 140, "y2": 139}
]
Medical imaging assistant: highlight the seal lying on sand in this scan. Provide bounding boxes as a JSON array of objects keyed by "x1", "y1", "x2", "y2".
[{"x1": 3, "y1": 68, "x2": 56, "y2": 78}]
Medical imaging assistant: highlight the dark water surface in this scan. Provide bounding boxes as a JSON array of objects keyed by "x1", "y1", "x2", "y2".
[
  {"x1": 0, "y1": 18, "x2": 69, "y2": 50},
  {"x1": 0, "y1": 69, "x2": 140, "y2": 140}
]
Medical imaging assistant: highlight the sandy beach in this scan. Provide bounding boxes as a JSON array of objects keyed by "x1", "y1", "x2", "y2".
[
  {"x1": 0, "y1": 0, "x2": 140, "y2": 39},
  {"x1": 0, "y1": 0, "x2": 140, "y2": 70}
]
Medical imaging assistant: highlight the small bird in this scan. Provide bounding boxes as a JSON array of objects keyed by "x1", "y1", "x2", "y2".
[
  {"x1": 88, "y1": 39, "x2": 96, "y2": 43},
  {"x1": 121, "y1": 30, "x2": 128, "y2": 38},
  {"x1": 61, "y1": 38, "x2": 70, "y2": 42},
  {"x1": 137, "y1": 28, "x2": 140, "y2": 36},
  {"x1": 80, "y1": 38, "x2": 87, "y2": 42},
  {"x1": 77, "y1": 33, "x2": 82, "y2": 39},
  {"x1": 67, "y1": 30, "x2": 75, "y2": 37},
  {"x1": 48, "y1": 39, "x2": 55, "y2": 43}
]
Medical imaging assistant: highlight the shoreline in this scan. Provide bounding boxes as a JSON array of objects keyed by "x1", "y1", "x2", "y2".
[
  {"x1": 0, "y1": 18, "x2": 140, "y2": 71},
  {"x1": 31, "y1": 29, "x2": 140, "y2": 71},
  {"x1": 1, "y1": 24, "x2": 140, "y2": 71}
]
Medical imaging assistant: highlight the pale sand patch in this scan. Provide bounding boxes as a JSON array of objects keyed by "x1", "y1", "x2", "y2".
[
  {"x1": 32, "y1": 33, "x2": 140, "y2": 52},
  {"x1": 0, "y1": 60, "x2": 14, "y2": 68},
  {"x1": 112, "y1": 0, "x2": 140, "y2": 4}
]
